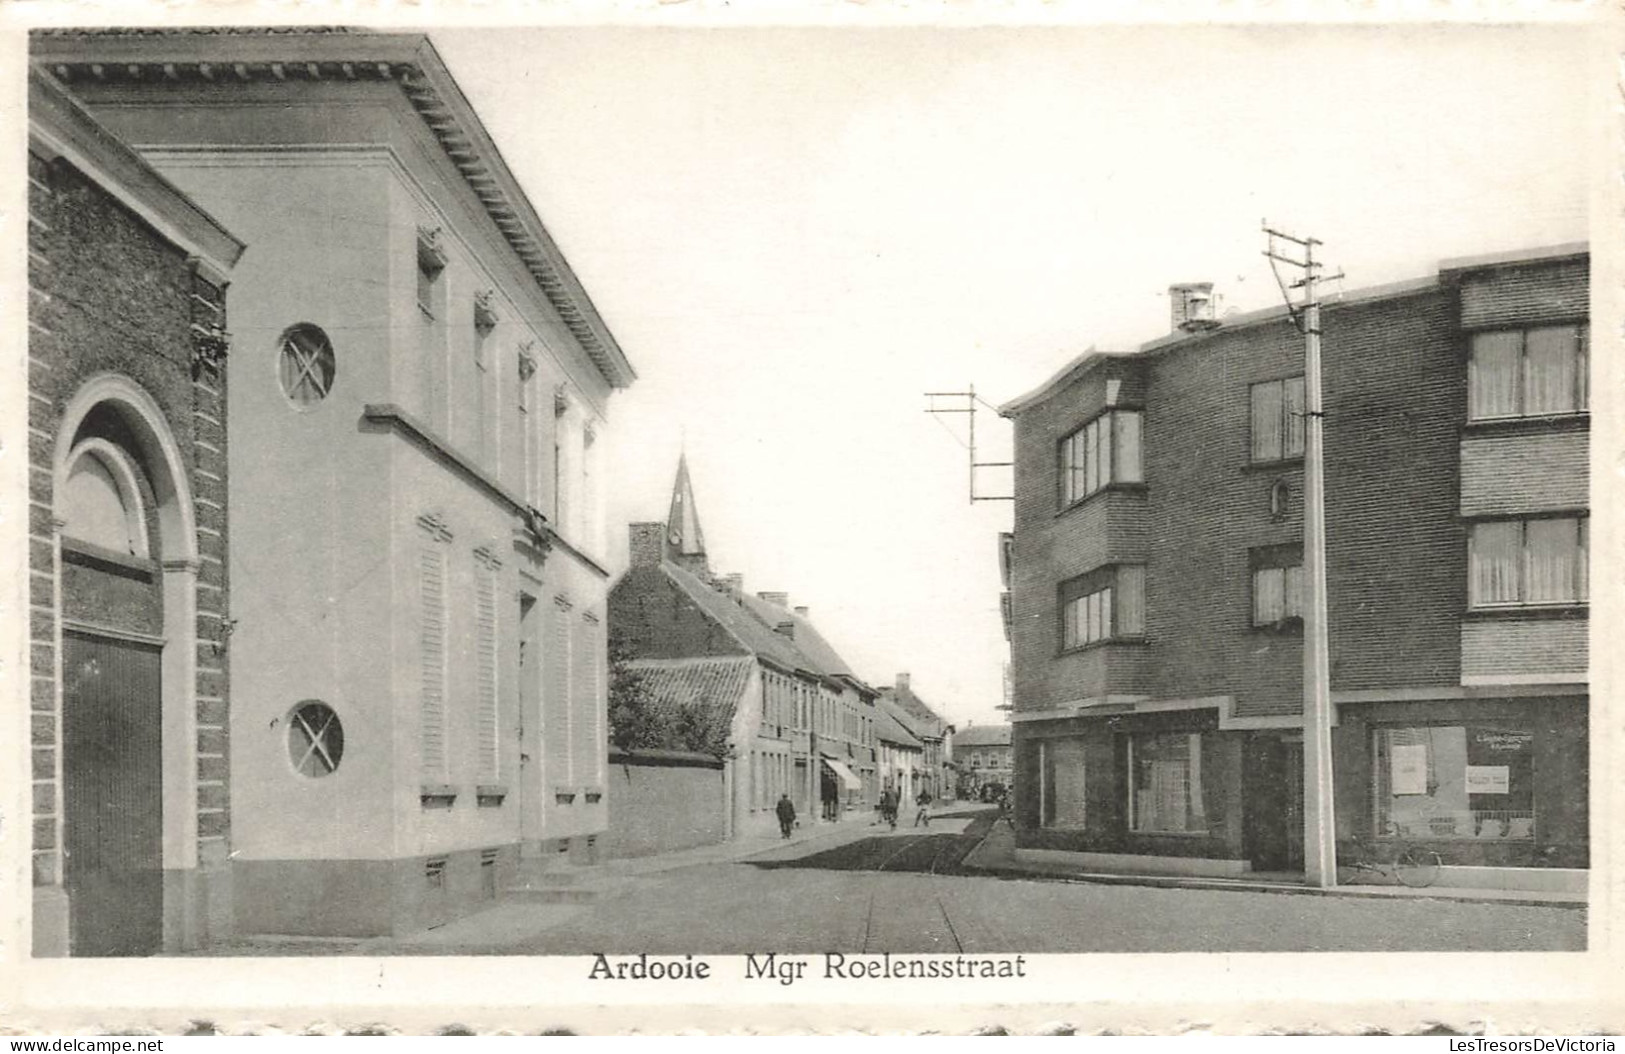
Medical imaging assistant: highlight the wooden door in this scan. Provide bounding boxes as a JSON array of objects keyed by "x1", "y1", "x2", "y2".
[{"x1": 62, "y1": 630, "x2": 164, "y2": 957}]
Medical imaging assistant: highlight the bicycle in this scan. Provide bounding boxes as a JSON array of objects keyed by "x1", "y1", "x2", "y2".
[{"x1": 1343, "y1": 832, "x2": 1443, "y2": 888}]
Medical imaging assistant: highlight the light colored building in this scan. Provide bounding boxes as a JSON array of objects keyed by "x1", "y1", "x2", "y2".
[
  {"x1": 38, "y1": 29, "x2": 637, "y2": 936},
  {"x1": 875, "y1": 705, "x2": 924, "y2": 805},
  {"x1": 878, "y1": 674, "x2": 953, "y2": 800}
]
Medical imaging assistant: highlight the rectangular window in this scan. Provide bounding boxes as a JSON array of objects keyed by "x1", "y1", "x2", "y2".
[
  {"x1": 1469, "y1": 516, "x2": 1587, "y2": 608},
  {"x1": 1250, "y1": 376, "x2": 1306, "y2": 462},
  {"x1": 1059, "y1": 564, "x2": 1146, "y2": 649},
  {"x1": 1060, "y1": 410, "x2": 1144, "y2": 506},
  {"x1": 1128, "y1": 732, "x2": 1206, "y2": 834},
  {"x1": 1251, "y1": 545, "x2": 1304, "y2": 626},
  {"x1": 1469, "y1": 324, "x2": 1588, "y2": 420},
  {"x1": 1371, "y1": 726, "x2": 1535, "y2": 840},
  {"x1": 1041, "y1": 738, "x2": 1088, "y2": 829}
]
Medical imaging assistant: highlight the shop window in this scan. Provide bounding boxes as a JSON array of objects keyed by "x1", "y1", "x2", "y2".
[
  {"x1": 1250, "y1": 376, "x2": 1306, "y2": 462},
  {"x1": 1371, "y1": 726, "x2": 1535, "y2": 840},
  {"x1": 1469, "y1": 516, "x2": 1588, "y2": 608},
  {"x1": 1468, "y1": 324, "x2": 1588, "y2": 420},
  {"x1": 1059, "y1": 564, "x2": 1146, "y2": 650},
  {"x1": 1128, "y1": 732, "x2": 1206, "y2": 834},
  {"x1": 1040, "y1": 738, "x2": 1088, "y2": 830},
  {"x1": 278, "y1": 324, "x2": 336, "y2": 408},
  {"x1": 287, "y1": 700, "x2": 344, "y2": 778},
  {"x1": 1059, "y1": 410, "x2": 1143, "y2": 507},
  {"x1": 1251, "y1": 544, "x2": 1305, "y2": 627}
]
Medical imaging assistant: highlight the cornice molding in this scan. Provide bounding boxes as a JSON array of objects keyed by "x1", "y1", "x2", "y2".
[{"x1": 35, "y1": 33, "x2": 636, "y2": 390}]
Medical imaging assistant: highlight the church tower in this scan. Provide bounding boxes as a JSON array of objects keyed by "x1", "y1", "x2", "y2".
[{"x1": 665, "y1": 454, "x2": 709, "y2": 576}]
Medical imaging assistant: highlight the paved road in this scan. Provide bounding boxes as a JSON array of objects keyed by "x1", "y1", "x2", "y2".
[{"x1": 514, "y1": 847, "x2": 1584, "y2": 956}]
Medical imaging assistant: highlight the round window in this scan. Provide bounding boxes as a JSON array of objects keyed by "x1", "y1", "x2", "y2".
[
  {"x1": 288, "y1": 700, "x2": 344, "y2": 777},
  {"x1": 278, "y1": 324, "x2": 336, "y2": 408}
]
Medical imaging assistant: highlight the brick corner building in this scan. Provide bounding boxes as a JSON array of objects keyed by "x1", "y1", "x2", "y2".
[
  {"x1": 999, "y1": 244, "x2": 1588, "y2": 890},
  {"x1": 27, "y1": 67, "x2": 245, "y2": 955}
]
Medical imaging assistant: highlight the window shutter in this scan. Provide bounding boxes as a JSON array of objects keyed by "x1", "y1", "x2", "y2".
[
  {"x1": 419, "y1": 548, "x2": 448, "y2": 779},
  {"x1": 546, "y1": 598, "x2": 572, "y2": 783},
  {"x1": 475, "y1": 565, "x2": 499, "y2": 780}
]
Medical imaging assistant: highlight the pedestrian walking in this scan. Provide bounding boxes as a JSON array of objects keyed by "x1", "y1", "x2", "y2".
[
  {"x1": 914, "y1": 788, "x2": 934, "y2": 828},
  {"x1": 775, "y1": 792, "x2": 797, "y2": 839},
  {"x1": 882, "y1": 787, "x2": 898, "y2": 830}
]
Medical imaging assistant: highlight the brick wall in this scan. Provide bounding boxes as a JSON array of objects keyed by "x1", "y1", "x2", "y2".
[
  {"x1": 608, "y1": 565, "x2": 751, "y2": 661},
  {"x1": 1009, "y1": 285, "x2": 1465, "y2": 718},
  {"x1": 26, "y1": 149, "x2": 231, "y2": 891}
]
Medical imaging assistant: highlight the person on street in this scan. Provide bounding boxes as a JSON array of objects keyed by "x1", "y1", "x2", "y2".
[
  {"x1": 775, "y1": 792, "x2": 796, "y2": 839},
  {"x1": 914, "y1": 787, "x2": 934, "y2": 827},
  {"x1": 883, "y1": 787, "x2": 899, "y2": 830}
]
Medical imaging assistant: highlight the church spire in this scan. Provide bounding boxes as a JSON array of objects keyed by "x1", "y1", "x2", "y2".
[{"x1": 665, "y1": 454, "x2": 708, "y2": 571}]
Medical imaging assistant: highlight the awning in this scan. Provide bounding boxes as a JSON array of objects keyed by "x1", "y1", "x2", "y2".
[{"x1": 820, "y1": 756, "x2": 863, "y2": 791}]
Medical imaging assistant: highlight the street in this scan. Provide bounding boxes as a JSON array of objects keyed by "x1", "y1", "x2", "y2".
[{"x1": 198, "y1": 810, "x2": 1585, "y2": 957}]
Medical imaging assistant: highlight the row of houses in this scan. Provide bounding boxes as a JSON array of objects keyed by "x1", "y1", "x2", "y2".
[
  {"x1": 998, "y1": 245, "x2": 1589, "y2": 888},
  {"x1": 606, "y1": 458, "x2": 956, "y2": 844},
  {"x1": 27, "y1": 29, "x2": 633, "y2": 955}
]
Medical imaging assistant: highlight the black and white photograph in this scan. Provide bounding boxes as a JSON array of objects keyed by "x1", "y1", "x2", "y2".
[{"x1": 3, "y1": 4, "x2": 1615, "y2": 1033}]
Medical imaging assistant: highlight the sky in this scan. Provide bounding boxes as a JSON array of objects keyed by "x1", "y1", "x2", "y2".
[{"x1": 433, "y1": 23, "x2": 1593, "y2": 730}]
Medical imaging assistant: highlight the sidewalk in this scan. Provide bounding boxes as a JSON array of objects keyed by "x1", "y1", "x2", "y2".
[
  {"x1": 960, "y1": 819, "x2": 1588, "y2": 909},
  {"x1": 201, "y1": 816, "x2": 883, "y2": 956}
]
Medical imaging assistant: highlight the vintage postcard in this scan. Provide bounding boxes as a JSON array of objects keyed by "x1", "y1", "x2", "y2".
[{"x1": 0, "y1": 0, "x2": 1618, "y2": 1036}]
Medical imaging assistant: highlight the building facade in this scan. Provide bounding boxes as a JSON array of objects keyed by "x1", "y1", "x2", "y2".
[
  {"x1": 1000, "y1": 245, "x2": 1587, "y2": 887},
  {"x1": 877, "y1": 674, "x2": 953, "y2": 800},
  {"x1": 607, "y1": 459, "x2": 880, "y2": 839},
  {"x1": 27, "y1": 69, "x2": 245, "y2": 956},
  {"x1": 954, "y1": 723, "x2": 1013, "y2": 800},
  {"x1": 38, "y1": 29, "x2": 636, "y2": 937}
]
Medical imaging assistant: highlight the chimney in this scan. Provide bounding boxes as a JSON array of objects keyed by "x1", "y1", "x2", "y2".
[
  {"x1": 629, "y1": 522, "x2": 665, "y2": 568},
  {"x1": 775, "y1": 620, "x2": 795, "y2": 639},
  {"x1": 793, "y1": 605, "x2": 809, "y2": 618},
  {"x1": 757, "y1": 591, "x2": 788, "y2": 608},
  {"x1": 1169, "y1": 282, "x2": 1219, "y2": 333},
  {"x1": 896, "y1": 672, "x2": 911, "y2": 692}
]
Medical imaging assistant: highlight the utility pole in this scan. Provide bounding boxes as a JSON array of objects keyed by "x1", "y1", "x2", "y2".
[{"x1": 1264, "y1": 223, "x2": 1339, "y2": 889}]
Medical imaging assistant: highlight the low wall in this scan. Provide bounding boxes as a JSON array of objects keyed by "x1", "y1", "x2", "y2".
[{"x1": 603, "y1": 749, "x2": 727, "y2": 859}]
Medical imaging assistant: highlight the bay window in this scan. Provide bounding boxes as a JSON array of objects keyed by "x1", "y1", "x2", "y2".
[
  {"x1": 1060, "y1": 410, "x2": 1143, "y2": 506},
  {"x1": 1468, "y1": 515, "x2": 1588, "y2": 608},
  {"x1": 1468, "y1": 324, "x2": 1588, "y2": 420},
  {"x1": 1060, "y1": 564, "x2": 1146, "y2": 650}
]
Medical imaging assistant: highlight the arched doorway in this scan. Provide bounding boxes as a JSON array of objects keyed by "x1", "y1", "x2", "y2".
[{"x1": 53, "y1": 375, "x2": 198, "y2": 956}]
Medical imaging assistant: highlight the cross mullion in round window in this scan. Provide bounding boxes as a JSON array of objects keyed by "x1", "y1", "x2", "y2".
[
  {"x1": 288, "y1": 700, "x2": 344, "y2": 777},
  {"x1": 278, "y1": 324, "x2": 336, "y2": 408}
]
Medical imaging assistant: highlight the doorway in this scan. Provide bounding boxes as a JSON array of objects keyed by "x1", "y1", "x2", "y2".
[
  {"x1": 62, "y1": 630, "x2": 164, "y2": 957},
  {"x1": 1242, "y1": 734, "x2": 1305, "y2": 874}
]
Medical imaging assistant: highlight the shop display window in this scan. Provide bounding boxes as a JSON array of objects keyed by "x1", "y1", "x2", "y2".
[
  {"x1": 1371, "y1": 725, "x2": 1535, "y2": 840},
  {"x1": 1128, "y1": 732, "x2": 1206, "y2": 834},
  {"x1": 1040, "y1": 738, "x2": 1088, "y2": 830}
]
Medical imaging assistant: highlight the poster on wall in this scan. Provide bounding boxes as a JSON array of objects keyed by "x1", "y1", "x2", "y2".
[
  {"x1": 1391, "y1": 743, "x2": 1429, "y2": 795},
  {"x1": 1465, "y1": 765, "x2": 1511, "y2": 795}
]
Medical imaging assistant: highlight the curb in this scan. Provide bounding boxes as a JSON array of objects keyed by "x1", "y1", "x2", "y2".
[{"x1": 957, "y1": 826, "x2": 1586, "y2": 910}]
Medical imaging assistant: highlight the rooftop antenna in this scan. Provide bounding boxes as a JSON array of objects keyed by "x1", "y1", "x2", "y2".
[{"x1": 924, "y1": 383, "x2": 1013, "y2": 503}]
